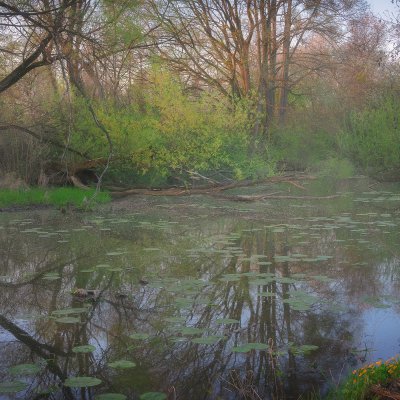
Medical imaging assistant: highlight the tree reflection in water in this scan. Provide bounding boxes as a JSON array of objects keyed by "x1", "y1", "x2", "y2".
[{"x1": 0, "y1": 193, "x2": 399, "y2": 399}]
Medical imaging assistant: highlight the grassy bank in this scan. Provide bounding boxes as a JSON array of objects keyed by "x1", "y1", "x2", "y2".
[
  {"x1": 309, "y1": 357, "x2": 400, "y2": 400},
  {"x1": 0, "y1": 187, "x2": 111, "y2": 209}
]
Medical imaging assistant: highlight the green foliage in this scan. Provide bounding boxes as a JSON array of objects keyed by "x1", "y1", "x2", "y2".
[
  {"x1": 273, "y1": 124, "x2": 338, "y2": 171},
  {"x1": 0, "y1": 188, "x2": 111, "y2": 208},
  {"x1": 315, "y1": 157, "x2": 355, "y2": 179},
  {"x1": 341, "y1": 94, "x2": 400, "y2": 172},
  {"x1": 69, "y1": 67, "x2": 275, "y2": 184},
  {"x1": 338, "y1": 357, "x2": 400, "y2": 400}
]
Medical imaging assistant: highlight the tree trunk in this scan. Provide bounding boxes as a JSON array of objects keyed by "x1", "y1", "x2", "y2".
[{"x1": 279, "y1": 0, "x2": 293, "y2": 124}]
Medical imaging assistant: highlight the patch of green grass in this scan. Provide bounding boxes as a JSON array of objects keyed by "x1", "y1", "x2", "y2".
[{"x1": 0, "y1": 187, "x2": 111, "y2": 208}]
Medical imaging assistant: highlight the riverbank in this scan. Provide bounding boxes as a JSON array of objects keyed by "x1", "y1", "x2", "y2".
[{"x1": 0, "y1": 187, "x2": 111, "y2": 210}]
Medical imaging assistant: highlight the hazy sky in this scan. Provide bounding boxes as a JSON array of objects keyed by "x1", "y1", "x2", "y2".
[{"x1": 368, "y1": 0, "x2": 398, "y2": 17}]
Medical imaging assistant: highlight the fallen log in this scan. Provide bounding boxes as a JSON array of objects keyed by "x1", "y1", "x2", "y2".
[
  {"x1": 211, "y1": 193, "x2": 342, "y2": 202},
  {"x1": 111, "y1": 188, "x2": 341, "y2": 202},
  {"x1": 110, "y1": 174, "x2": 317, "y2": 198}
]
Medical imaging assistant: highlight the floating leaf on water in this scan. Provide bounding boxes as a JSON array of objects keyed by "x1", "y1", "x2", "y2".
[
  {"x1": 96, "y1": 394, "x2": 127, "y2": 400},
  {"x1": 291, "y1": 274, "x2": 307, "y2": 279},
  {"x1": 0, "y1": 381, "x2": 28, "y2": 393},
  {"x1": 257, "y1": 291, "x2": 276, "y2": 297},
  {"x1": 174, "y1": 298, "x2": 193, "y2": 308},
  {"x1": 42, "y1": 272, "x2": 61, "y2": 281},
  {"x1": 108, "y1": 360, "x2": 136, "y2": 369},
  {"x1": 106, "y1": 252, "x2": 126, "y2": 256},
  {"x1": 55, "y1": 316, "x2": 80, "y2": 324},
  {"x1": 362, "y1": 296, "x2": 391, "y2": 309},
  {"x1": 52, "y1": 308, "x2": 88, "y2": 316},
  {"x1": 64, "y1": 377, "x2": 102, "y2": 387},
  {"x1": 250, "y1": 278, "x2": 275, "y2": 285},
  {"x1": 72, "y1": 345, "x2": 96, "y2": 353},
  {"x1": 107, "y1": 268, "x2": 123, "y2": 273},
  {"x1": 140, "y1": 392, "x2": 167, "y2": 400},
  {"x1": 9, "y1": 363, "x2": 41, "y2": 375},
  {"x1": 80, "y1": 269, "x2": 95, "y2": 273},
  {"x1": 216, "y1": 318, "x2": 240, "y2": 325},
  {"x1": 290, "y1": 344, "x2": 319, "y2": 355},
  {"x1": 192, "y1": 336, "x2": 224, "y2": 345},
  {"x1": 129, "y1": 333, "x2": 150, "y2": 340},
  {"x1": 179, "y1": 327, "x2": 205, "y2": 335},
  {"x1": 241, "y1": 272, "x2": 257, "y2": 277},
  {"x1": 283, "y1": 291, "x2": 317, "y2": 311},
  {"x1": 274, "y1": 256, "x2": 297, "y2": 262},
  {"x1": 276, "y1": 277, "x2": 297, "y2": 284}
]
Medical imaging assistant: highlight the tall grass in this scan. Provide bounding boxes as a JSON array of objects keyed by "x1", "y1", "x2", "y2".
[{"x1": 0, "y1": 187, "x2": 111, "y2": 208}]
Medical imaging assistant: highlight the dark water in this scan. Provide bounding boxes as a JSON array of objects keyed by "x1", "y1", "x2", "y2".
[{"x1": 0, "y1": 178, "x2": 400, "y2": 399}]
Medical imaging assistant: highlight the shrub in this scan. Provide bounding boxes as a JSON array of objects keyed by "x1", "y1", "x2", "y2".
[
  {"x1": 69, "y1": 67, "x2": 275, "y2": 184},
  {"x1": 338, "y1": 357, "x2": 400, "y2": 400},
  {"x1": 341, "y1": 93, "x2": 400, "y2": 172}
]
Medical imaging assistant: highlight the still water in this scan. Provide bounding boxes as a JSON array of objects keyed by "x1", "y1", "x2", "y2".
[{"x1": 0, "y1": 178, "x2": 399, "y2": 399}]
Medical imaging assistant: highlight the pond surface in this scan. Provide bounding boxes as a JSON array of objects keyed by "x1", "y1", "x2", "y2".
[{"x1": 0, "y1": 178, "x2": 400, "y2": 399}]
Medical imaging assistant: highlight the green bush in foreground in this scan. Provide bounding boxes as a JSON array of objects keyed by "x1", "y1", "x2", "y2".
[
  {"x1": 334, "y1": 357, "x2": 400, "y2": 400},
  {"x1": 0, "y1": 188, "x2": 111, "y2": 208}
]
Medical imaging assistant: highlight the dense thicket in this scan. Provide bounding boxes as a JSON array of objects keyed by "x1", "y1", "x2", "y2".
[{"x1": 0, "y1": 0, "x2": 399, "y2": 188}]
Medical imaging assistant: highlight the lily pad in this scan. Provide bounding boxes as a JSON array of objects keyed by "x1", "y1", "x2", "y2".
[
  {"x1": 0, "y1": 381, "x2": 28, "y2": 393},
  {"x1": 192, "y1": 336, "x2": 224, "y2": 345},
  {"x1": 106, "y1": 251, "x2": 126, "y2": 256},
  {"x1": 42, "y1": 272, "x2": 61, "y2": 281},
  {"x1": 96, "y1": 264, "x2": 111, "y2": 269},
  {"x1": 257, "y1": 291, "x2": 276, "y2": 297},
  {"x1": 276, "y1": 277, "x2": 297, "y2": 284},
  {"x1": 55, "y1": 316, "x2": 81, "y2": 324},
  {"x1": 9, "y1": 363, "x2": 41, "y2": 375},
  {"x1": 64, "y1": 377, "x2": 102, "y2": 387},
  {"x1": 72, "y1": 345, "x2": 96, "y2": 353},
  {"x1": 52, "y1": 308, "x2": 88, "y2": 316},
  {"x1": 108, "y1": 360, "x2": 136, "y2": 369},
  {"x1": 290, "y1": 344, "x2": 319, "y2": 355},
  {"x1": 179, "y1": 327, "x2": 205, "y2": 335},
  {"x1": 250, "y1": 278, "x2": 275, "y2": 285}
]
